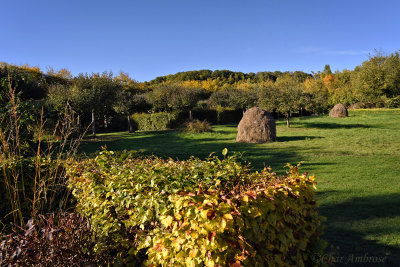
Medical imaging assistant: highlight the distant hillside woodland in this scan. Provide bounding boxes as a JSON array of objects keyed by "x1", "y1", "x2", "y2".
[{"x1": 1, "y1": 50, "x2": 400, "y2": 135}]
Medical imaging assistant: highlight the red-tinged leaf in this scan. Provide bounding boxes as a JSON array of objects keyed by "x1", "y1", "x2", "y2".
[
  {"x1": 231, "y1": 209, "x2": 241, "y2": 216},
  {"x1": 207, "y1": 251, "x2": 212, "y2": 259},
  {"x1": 207, "y1": 210, "x2": 217, "y2": 220},
  {"x1": 208, "y1": 231, "x2": 216, "y2": 242},
  {"x1": 197, "y1": 185, "x2": 204, "y2": 195},
  {"x1": 247, "y1": 192, "x2": 257, "y2": 199},
  {"x1": 205, "y1": 202, "x2": 215, "y2": 207},
  {"x1": 153, "y1": 243, "x2": 163, "y2": 252}
]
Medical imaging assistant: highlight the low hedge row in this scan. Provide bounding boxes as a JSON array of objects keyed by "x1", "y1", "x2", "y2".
[
  {"x1": 131, "y1": 112, "x2": 178, "y2": 131},
  {"x1": 67, "y1": 149, "x2": 326, "y2": 266}
]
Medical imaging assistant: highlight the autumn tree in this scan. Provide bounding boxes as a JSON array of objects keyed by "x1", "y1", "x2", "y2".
[
  {"x1": 147, "y1": 84, "x2": 206, "y2": 120},
  {"x1": 258, "y1": 75, "x2": 303, "y2": 128},
  {"x1": 208, "y1": 88, "x2": 257, "y2": 113},
  {"x1": 72, "y1": 72, "x2": 119, "y2": 136}
]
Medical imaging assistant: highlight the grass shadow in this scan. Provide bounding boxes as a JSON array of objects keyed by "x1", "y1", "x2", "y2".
[
  {"x1": 79, "y1": 130, "x2": 317, "y2": 172},
  {"x1": 301, "y1": 122, "x2": 373, "y2": 129},
  {"x1": 319, "y1": 193, "x2": 400, "y2": 266},
  {"x1": 277, "y1": 136, "x2": 324, "y2": 142}
]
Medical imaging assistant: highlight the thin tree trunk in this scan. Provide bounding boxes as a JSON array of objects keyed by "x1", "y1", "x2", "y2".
[
  {"x1": 77, "y1": 114, "x2": 81, "y2": 133},
  {"x1": 92, "y1": 109, "x2": 96, "y2": 137},
  {"x1": 286, "y1": 114, "x2": 290, "y2": 128},
  {"x1": 189, "y1": 110, "x2": 193, "y2": 121},
  {"x1": 127, "y1": 112, "x2": 134, "y2": 133},
  {"x1": 104, "y1": 115, "x2": 108, "y2": 130}
]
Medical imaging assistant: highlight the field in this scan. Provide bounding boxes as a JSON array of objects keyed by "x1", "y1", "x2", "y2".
[{"x1": 81, "y1": 109, "x2": 400, "y2": 266}]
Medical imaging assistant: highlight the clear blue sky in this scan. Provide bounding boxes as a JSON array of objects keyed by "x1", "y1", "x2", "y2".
[{"x1": 1, "y1": 0, "x2": 399, "y2": 81}]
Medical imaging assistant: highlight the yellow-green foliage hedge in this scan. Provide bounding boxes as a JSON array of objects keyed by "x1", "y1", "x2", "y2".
[
  {"x1": 67, "y1": 149, "x2": 325, "y2": 266},
  {"x1": 131, "y1": 112, "x2": 177, "y2": 131}
]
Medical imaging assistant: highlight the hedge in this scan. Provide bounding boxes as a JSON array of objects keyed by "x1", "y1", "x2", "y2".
[
  {"x1": 67, "y1": 149, "x2": 326, "y2": 266},
  {"x1": 131, "y1": 112, "x2": 178, "y2": 131}
]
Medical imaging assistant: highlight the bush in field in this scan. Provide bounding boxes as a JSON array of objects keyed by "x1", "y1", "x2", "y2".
[
  {"x1": 385, "y1": 96, "x2": 400, "y2": 108},
  {"x1": 131, "y1": 112, "x2": 177, "y2": 131},
  {"x1": 67, "y1": 149, "x2": 326, "y2": 266},
  {"x1": 0, "y1": 212, "x2": 112, "y2": 266},
  {"x1": 184, "y1": 119, "x2": 212, "y2": 133}
]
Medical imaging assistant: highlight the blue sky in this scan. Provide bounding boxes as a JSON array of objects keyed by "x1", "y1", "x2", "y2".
[{"x1": 1, "y1": 0, "x2": 399, "y2": 81}]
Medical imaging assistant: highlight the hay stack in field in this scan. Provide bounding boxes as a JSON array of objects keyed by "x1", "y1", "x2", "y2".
[
  {"x1": 348, "y1": 103, "x2": 361, "y2": 110},
  {"x1": 236, "y1": 107, "x2": 276, "y2": 143},
  {"x1": 329, "y1": 103, "x2": 348, "y2": 118}
]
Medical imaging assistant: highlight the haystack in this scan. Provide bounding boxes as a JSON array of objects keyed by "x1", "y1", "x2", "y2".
[
  {"x1": 329, "y1": 103, "x2": 348, "y2": 118},
  {"x1": 236, "y1": 107, "x2": 276, "y2": 143}
]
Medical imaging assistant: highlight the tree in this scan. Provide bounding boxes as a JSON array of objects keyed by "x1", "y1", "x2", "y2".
[
  {"x1": 72, "y1": 72, "x2": 119, "y2": 136},
  {"x1": 147, "y1": 84, "x2": 206, "y2": 120},
  {"x1": 323, "y1": 64, "x2": 332, "y2": 75},
  {"x1": 113, "y1": 89, "x2": 137, "y2": 133},
  {"x1": 382, "y1": 51, "x2": 400, "y2": 97},
  {"x1": 208, "y1": 89, "x2": 257, "y2": 113},
  {"x1": 353, "y1": 51, "x2": 386, "y2": 102},
  {"x1": 228, "y1": 89, "x2": 258, "y2": 113},
  {"x1": 258, "y1": 75, "x2": 303, "y2": 128},
  {"x1": 207, "y1": 89, "x2": 232, "y2": 109},
  {"x1": 303, "y1": 77, "x2": 330, "y2": 114}
]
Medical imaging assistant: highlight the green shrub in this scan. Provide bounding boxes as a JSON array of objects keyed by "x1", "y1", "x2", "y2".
[
  {"x1": 131, "y1": 112, "x2": 178, "y2": 131},
  {"x1": 67, "y1": 150, "x2": 326, "y2": 266},
  {"x1": 184, "y1": 119, "x2": 212, "y2": 133},
  {"x1": 385, "y1": 96, "x2": 400, "y2": 108}
]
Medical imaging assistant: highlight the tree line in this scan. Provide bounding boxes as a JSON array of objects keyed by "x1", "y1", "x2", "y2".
[{"x1": 1, "y1": 50, "x2": 400, "y2": 138}]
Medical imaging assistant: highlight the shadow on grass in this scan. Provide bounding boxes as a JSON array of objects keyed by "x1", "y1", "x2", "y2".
[
  {"x1": 79, "y1": 130, "x2": 319, "y2": 172},
  {"x1": 277, "y1": 136, "x2": 324, "y2": 142},
  {"x1": 301, "y1": 122, "x2": 373, "y2": 129},
  {"x1": 319, "y1": 193, "x2": 400, "y2": 266}
]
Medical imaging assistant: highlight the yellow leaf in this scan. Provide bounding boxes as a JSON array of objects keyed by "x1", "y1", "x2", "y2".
[
  {"x1": 160, "y1": 215, "x2": 173, "y2": 227},
  {"x1": 221, "y1": 218, "x2": 227, "y2": 230},
  {"x1": 223, "y1": 214, "x2": 233, "y2": 220}
]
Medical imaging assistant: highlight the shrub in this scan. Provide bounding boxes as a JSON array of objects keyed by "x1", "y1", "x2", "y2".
[
  {"x1": 184, "y1": 119, "x2": 212, "y2": 133},
  {"x1": 385, "y1": 96, "x2": 400, "y2": 108},
  {"x1": 131, "y1": 112, "x2": 177, "y2": 131},
  {"x1": 0, "y1": 212, "x2": 112, "y2": 266},
  {"x1": 67, "y1": 149, "x2": 326, "y2": 266}
]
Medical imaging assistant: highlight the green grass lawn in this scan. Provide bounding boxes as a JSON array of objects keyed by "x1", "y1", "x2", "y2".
[{"x1": 80, "y1": 109, "x2": 400, "y2": 266}]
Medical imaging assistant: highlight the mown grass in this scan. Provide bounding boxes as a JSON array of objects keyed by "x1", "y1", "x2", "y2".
[{"x1": 80, "y1": 109, "x2": 400, "y2": 266}]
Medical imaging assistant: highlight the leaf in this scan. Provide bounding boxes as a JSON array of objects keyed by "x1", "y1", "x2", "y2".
[
  {"x1": 222, "y1": 148, "x2": 228, "y2": 156},
  {"x1": 160, "y1": 215, "x2": 174, "y2": 227},
  {"x1": 223, "y1": 214, "x2": 233, "y2": 220},
  {"x1": 208, "y1": 231, "x2": 217, "y2": 242}
]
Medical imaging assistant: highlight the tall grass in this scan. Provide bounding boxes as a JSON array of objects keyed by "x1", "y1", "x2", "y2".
[{"x1": 0, "y1": 76, "x2": 87, "y2": 228}]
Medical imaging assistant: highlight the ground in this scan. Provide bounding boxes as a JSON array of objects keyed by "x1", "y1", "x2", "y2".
[{"x1": 80, "y1": 109, "x2": 400, "y2": 266}]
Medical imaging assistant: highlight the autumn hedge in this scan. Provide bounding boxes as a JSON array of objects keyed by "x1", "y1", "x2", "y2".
[{"x1": 66, "y1": 149, "x2": 326, "y2": 266}]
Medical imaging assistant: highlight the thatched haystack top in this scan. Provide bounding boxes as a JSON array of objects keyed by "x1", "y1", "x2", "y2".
[
  {"x1": 236, "y1": 107, "x2": 276, "y2": 143},
  {"x1": 329, "y1": 103, "x2": 348, "y2": 118}
]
